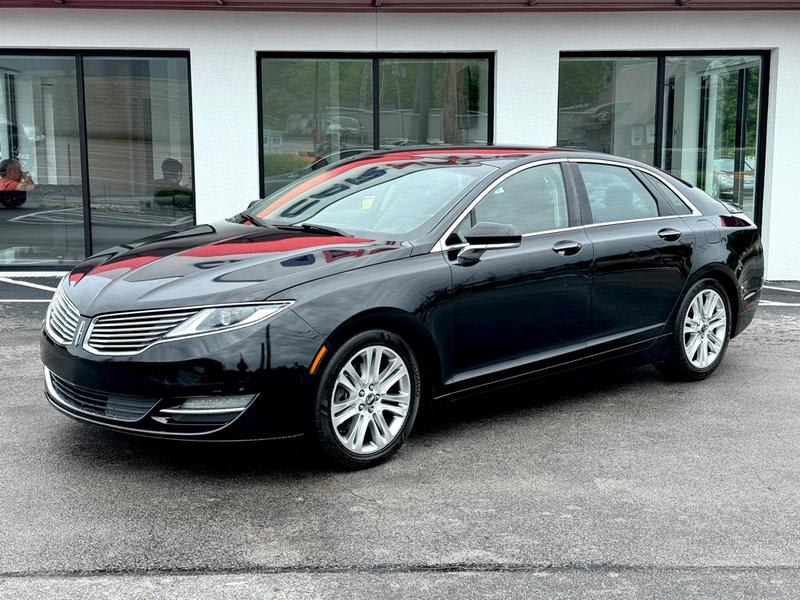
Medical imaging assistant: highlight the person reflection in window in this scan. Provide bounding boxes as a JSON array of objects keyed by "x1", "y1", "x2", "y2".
[
  {"x1": 0, "y1": 159, "x2": 35, "y2": 192},
  {"x1": 0, "y1": 159, "x2": 34, "y2": 209},
  {"x1": 153, "y1": 158, "x2": 192, "y2": 211}
]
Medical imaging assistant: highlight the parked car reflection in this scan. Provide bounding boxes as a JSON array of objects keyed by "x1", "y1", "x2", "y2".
[{"x1": 712, "y1": 157, "x2": 755, "y2": 203}]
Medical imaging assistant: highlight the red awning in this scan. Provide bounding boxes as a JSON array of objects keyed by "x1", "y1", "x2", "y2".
[{"x1": 5, "y1": 0, "x2": 800, "y2": 11}]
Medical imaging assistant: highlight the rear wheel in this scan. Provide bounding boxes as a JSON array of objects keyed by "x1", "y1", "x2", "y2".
[
  {"x1": 657, "y1": 279, "x2": 731, "y2": 381},
  {"x1": 311, "y1": 330, "x2": 420, "y2": 469}
]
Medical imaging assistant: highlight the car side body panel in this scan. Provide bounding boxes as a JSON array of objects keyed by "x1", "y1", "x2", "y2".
[{"x1": 582, "y1": 217, "x2": 695, "y2": 353}]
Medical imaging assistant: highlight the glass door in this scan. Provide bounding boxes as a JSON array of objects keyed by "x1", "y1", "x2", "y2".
[
  {"x1": 662, "y1": 55, "x2": 763, "y2": 220},
  {"x1": 0, "y1": 55, "x2": 85, "y2": 266}
]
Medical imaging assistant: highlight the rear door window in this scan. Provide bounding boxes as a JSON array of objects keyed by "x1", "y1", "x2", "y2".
[{"x1": 577, "y1": 163, "x2": 660, "y2": 224}]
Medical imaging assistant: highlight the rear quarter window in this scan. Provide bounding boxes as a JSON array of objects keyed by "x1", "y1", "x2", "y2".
[{"x1": 641, "y1": 172, "x2": 692, "y2": 216}]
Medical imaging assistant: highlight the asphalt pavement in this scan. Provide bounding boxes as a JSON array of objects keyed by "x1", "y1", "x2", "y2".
[{"x1": 0, "y1": 276, "x2": 798, "y2": 598}]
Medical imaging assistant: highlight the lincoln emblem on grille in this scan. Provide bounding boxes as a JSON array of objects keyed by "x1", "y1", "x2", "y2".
[{"x1": 73, "y1": 319, "x2": 87, "y2": 346}]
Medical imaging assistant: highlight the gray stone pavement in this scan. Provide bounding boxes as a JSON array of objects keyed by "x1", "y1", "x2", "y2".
[{"x1": 0, "y1": 277, "x2": 798, "y2": 598}]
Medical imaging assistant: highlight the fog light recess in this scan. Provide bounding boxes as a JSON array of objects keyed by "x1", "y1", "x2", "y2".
[{"x1": 158, "y1": 394, "x2": 255, "y2": 416}]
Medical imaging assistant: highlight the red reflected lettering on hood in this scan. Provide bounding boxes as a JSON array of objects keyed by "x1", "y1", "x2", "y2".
[
  {"x1": 78, "y1": 255, "x2": 161, "y2": 279},
  {"x1": 180, "y1": 235, "x2": 373, "y2": 258}
]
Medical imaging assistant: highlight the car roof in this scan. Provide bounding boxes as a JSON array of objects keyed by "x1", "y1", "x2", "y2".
[
  {"x1": 375, "y1": 145, "x2": 695, "y2": 188},
  {"x1": 317, "y1": 145, "x2": 694, "y2": 189},
  {"x1": 334, "y1": 145, "x2": 581, "y2": 170}
]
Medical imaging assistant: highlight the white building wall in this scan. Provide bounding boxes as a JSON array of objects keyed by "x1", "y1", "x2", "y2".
[{"x1": 2, "y1": 8, "x2": 799, "y2": 278}]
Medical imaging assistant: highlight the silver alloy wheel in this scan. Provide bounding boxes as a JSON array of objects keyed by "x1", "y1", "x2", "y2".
[
  {"x1": 330, "y1": 345, "x2": 411, "y2": 455},
  {"x1": 683, "y1": 289, "x2": 727, "y2": 369}
]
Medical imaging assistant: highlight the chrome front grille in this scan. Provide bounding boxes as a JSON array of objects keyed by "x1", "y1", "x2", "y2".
[
  {"x1": 84, "y1": 307, "x2": 199, "y2": 355},
  {"x1": 45, "y1": 288, "x2": 81, "y2": 345},
  {"x1": 45, "y1": 369, "x2": 160, "y2": 422}
]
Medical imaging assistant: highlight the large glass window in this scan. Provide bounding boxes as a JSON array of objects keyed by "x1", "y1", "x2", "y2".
[
  {"x1": 83, "y1": 56, "x2": 194, "y2": 254},
  {"x1": 0, "y1": 52, "x2": 194, "y2": 267},
  {"x1": 663, "y1": 55, "x2": 763, "y2": 218},
  {"x1": 379, "y1": 57, "x2": 490, "y2": 146},
  {"x1": 260, "y1": 57, "x2": 373, "y2": 197},
  {"x1": 558, "y1": 52, "x2": 767, "y2": 223},
  {"x1": 557, "y1": 57, "x2": 657, "y2": 164},
  {"x1": 0, "y1": 56, "x2": 84, "y2": 266},
  {"x1": 259, "y1": 54, "x2": 492, "y2": 197}
]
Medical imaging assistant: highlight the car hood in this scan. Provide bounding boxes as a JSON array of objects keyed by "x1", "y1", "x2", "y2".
[{"x1": 63, "y1": 220, "x2": 411, "y2": 316}]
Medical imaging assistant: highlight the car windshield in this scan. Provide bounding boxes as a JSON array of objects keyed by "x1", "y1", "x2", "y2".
[{"x1": 247, "y1": 157, "x2": 496, "y2": 237}]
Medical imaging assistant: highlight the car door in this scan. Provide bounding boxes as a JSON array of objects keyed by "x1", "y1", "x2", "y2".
[
  {"x1": 571, "y1": 160, "x2": 695, "y2": 354},
  {"x1": 442, "y1": 161, "x2": 593, "y2": 385}
]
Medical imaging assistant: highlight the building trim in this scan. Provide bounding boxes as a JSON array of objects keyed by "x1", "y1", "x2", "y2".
[{"x1": 5, "y1": 1, "x2": 800, "y2": 12}]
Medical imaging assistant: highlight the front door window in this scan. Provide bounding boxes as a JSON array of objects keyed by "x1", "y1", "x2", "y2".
[{"x1": 455, "y1": 163, "x2": 569, "y2": 240}]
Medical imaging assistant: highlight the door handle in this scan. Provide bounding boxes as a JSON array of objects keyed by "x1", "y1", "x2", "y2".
[
  {"x1": 658, "y1": 228, "x2": 682, "y2": 242},
  {"x1": 552, "y1": 240, "x2": 582, "y2": 256}
]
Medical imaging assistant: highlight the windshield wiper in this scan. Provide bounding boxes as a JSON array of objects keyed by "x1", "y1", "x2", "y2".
[
  {"x1": 277, "y1": 223, "x2": 353, "y2": 238},
  {"x1": 241, "y1": 212, "x2": 269, "y2": 227}
]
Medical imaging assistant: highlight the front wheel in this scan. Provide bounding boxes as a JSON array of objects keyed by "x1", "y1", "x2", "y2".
[
  {"x1": 657, "y1": 279, "x2": 731, "y2": 381},
  {"x1": 311, "y1": 330, "x2": 421, "y2": 469}
]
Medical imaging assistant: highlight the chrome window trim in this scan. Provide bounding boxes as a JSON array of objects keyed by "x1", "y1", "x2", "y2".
[
  {"x1": 81, "y1": 300, "x2": 294, "y2": 357},
  {"x1": 431, "y1": 156, "x2": 702, "y2": 253},
  {"x1": 431, "y1": 158, "x2": 575, "y2": 253},
  {"x1": 582, "y1": 213, "x2": 688, "y2": 229},
  {"x1": 567, "y1": 157, "x2": 702, "y2": 217}
]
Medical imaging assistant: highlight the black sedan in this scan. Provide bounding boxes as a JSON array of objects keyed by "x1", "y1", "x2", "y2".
[{"x1": 41, "y1": 146, "x2": 763, "y2": 469}]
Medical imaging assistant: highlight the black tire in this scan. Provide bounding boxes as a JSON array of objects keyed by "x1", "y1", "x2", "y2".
[
  {"x1": 311, "y1": 329, "x2": 421, "y2": 470},
  {"x1": 657, "y1": 278, "x2": 732, "y2": 381}
]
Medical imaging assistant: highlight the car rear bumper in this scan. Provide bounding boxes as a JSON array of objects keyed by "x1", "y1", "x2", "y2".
[{"x1": 733, "y1": 289, "x2": 760, "y2": 339}]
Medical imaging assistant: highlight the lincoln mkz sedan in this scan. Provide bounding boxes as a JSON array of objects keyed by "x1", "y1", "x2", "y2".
[{"x1": 41, "y1": 147, "x2": 763, "y2": 468}]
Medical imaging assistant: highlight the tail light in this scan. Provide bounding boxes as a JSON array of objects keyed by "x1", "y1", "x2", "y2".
[{"x1": 719, "y1": 214, "x2": 754, "y2": 228}]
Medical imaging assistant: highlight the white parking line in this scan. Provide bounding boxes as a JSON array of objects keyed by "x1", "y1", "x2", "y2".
[
  {"x1": 0, "y1": 299, "x2": 51, "y2": 303},
  {"x1": 763, "y1": 285, "x2": 800, "y2": 294},
  {"x1": 0, "y1": 271, "x2": 67, "y2": 278},
  {"x1": 0, "y1": 277, "x2": 57, "y2": 292}
]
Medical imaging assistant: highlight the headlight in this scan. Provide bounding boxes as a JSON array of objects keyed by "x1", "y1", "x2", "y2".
[{"x1": 163, "y1": 302, "x2": 293, "y2": 339}]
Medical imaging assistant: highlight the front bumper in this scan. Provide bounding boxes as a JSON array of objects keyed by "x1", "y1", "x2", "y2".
[{"x1": 40, "y1": 309, "x2": 324, "y2": 440}]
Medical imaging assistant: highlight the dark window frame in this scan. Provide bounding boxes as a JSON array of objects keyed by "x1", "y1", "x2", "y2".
[
  {"x1": 558, "y1": 49, "x2": 770, "y2": 229},
  {"x1": 256, "y1": 51, "x2": 496, "y2": 199},
  {"x1": 0, "y1": 49, "x2": 197, "y2": 267}
]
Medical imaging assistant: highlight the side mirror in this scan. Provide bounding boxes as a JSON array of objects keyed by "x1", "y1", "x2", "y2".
[{"x1": 457, "y1": 222, "x2": 522, "y2": 265}]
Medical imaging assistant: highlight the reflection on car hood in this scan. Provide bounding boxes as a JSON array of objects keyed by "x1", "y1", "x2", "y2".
[{"x1": 64, "y1": 221, "x2": 410, "y2": 315}]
